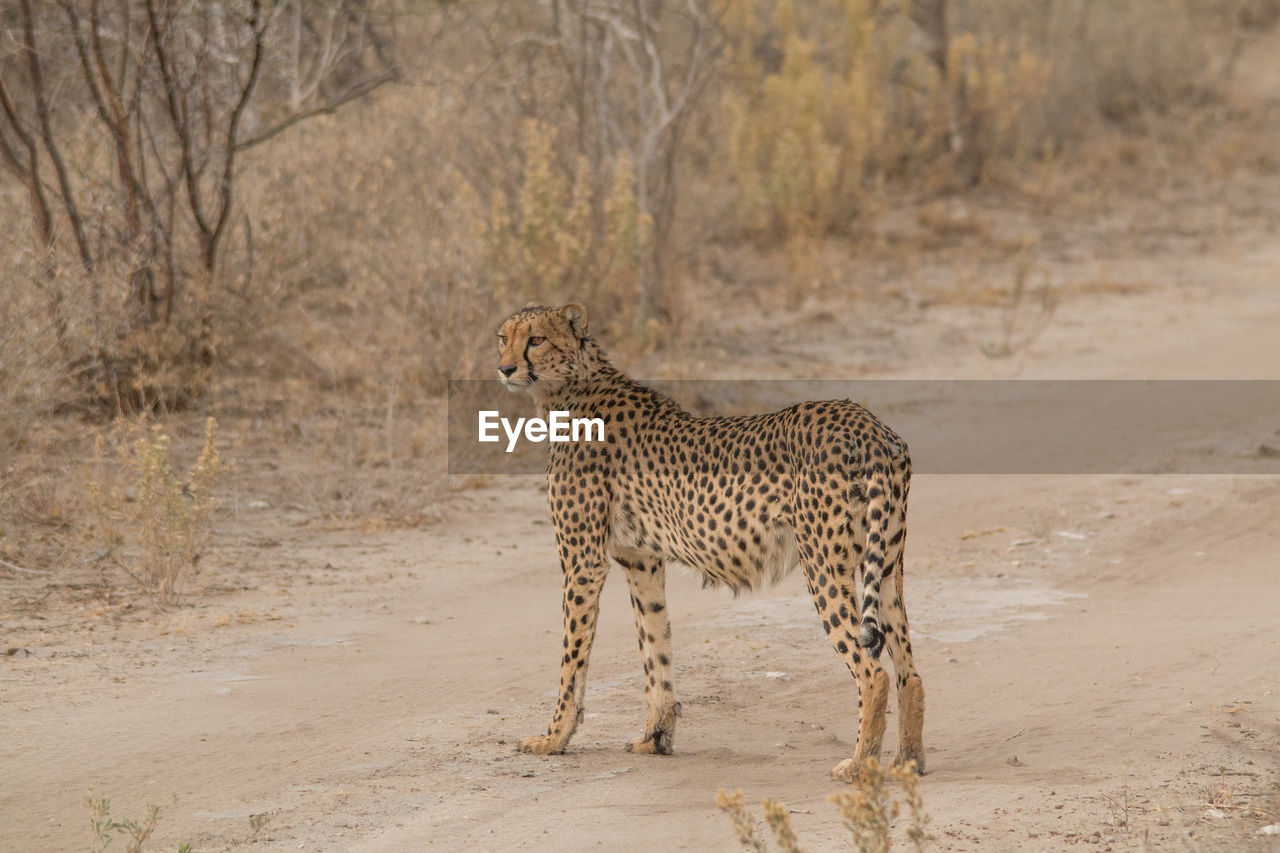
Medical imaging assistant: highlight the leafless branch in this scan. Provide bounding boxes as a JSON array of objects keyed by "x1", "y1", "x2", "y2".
[
  {"x1": 0, "y1": 557, "x2": 52, "y2": 577},
  {"x1": 0, "y1": 0, "x2": 402, "y2": 409},
  {"x1": 0, "y1": 72, "x2": 55, "y2": 249},
  {"x1": 146, "y1": 0, "x2": 213, "y2": 258},
  {"x1": 236, "y1": 66, "x2": 400, "y2": 152},
  {"x1": 20, "y1": 0, "x2": 95, "y2": 274},
  {"x1": 209, "y1": 0, "x2": 266, "y2": 274}
]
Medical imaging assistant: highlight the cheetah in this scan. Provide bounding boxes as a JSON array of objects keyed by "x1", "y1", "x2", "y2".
[{"x1": 497, "y1": 303, "x2": 925, "y2": 780}]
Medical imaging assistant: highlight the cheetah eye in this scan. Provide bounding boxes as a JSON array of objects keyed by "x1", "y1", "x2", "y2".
[
  {"x1": 497, "y1": 334, "x2": 507, "y2": 348},
  {"x1": 528, "y1": 336, "x2": 546, "y2": 346}
]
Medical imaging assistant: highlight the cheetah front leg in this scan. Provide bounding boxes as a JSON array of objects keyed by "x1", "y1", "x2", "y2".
[
  {"x1": 518, "y1": 553, "x2": 610, "y2": 756},
  {"x1": 618, "y1": 552, "x2": 679, "y2": 755}
]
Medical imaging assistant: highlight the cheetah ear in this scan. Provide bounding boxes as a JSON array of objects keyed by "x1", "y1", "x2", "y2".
[{"x1": 559, "y1": 303, "x2": 588, "y2": 339}]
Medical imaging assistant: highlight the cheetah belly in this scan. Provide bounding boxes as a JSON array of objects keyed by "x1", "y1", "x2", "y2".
[{"x1": 609, "y1": 499, "x2": 800, "y2": 591}]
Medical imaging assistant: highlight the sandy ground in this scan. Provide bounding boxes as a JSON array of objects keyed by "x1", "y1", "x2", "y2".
[{"x1": 4, "y1": 175, "x2": 1280, "y2": 852}]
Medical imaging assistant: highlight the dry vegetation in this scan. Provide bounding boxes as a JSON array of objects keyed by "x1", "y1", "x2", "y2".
[
  {"x1": 87, "y1": 417, "x2": 227, "y2": 606},
  {"x1": 717, "y1": 758, "x2": 931, "y2": 852},
  {"x1": 2, "y1": 0, "x2": 1278, "y2": 606}
]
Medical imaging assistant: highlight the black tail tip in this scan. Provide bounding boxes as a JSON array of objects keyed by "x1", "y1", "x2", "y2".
[{"x1": 858, "y1": 622, "x2": 885, "y2": 659}]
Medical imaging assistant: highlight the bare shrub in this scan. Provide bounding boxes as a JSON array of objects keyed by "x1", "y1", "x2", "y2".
[
  {"x1": 980, "y1": 243, "x2": 1057, "y2": 359},
  {"x1": 428, "y1": 0, "x2": 720, "y2": 319},
  {"x1": 0, "y1": 0, "x2": 397, "y2": 414},
  {"x1": 958, "y1": 0, "x2": 1245, "y2": 133},
  {"x1": 3, "y1": 0, "x2": 1249, "y2": 420}
]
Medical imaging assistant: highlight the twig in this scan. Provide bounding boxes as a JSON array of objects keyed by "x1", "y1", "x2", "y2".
[
  {"x1": 235, "y1": 68, "x2": 401, "y2": 152},
  {"x1": 110, "y1": 553, "x2": 146, "y2": 588},
  {"x1": 81, "y1": 549, "x2": 113, "y2": 567},
  {"x1": 0, "y1": 557, "x2": 51, "y2": 576},
  {"x1": 15, "y1": 587, "x2": 54, "y2": 610}
]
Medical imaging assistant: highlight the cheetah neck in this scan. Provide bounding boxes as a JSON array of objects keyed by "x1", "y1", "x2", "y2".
[{"x1": 530, "y1": 336, "x2": 627, "y2": 411}]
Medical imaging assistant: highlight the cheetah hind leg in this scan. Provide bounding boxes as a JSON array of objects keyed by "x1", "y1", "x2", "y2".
[
  {"x1": 877, "y1": 457, "x2": 924, "y2": 774},
  {"x1": 794, "y1": 541, "x2": 889, "y2": 780},
  {"x1": 882, "y1": 551, "x2": 925, "y2": 773},
  {"x1": 619, "y1": 553, "x2": 680, "y2": 755},
  {"x1": 794, "y1": 485, "x2": 890, "y2": 781},
  {"x1": 830, "y1": 666, "x2": 890, "y2": 783}
]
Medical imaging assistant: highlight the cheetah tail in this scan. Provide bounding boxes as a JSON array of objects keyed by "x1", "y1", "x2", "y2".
[{"x1": 857, "y1": 466, "x2": 893, "y2": 659}]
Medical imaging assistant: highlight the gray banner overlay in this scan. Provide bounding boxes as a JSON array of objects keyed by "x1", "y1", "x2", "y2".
[{"x1": 448, "y1": 380, "x2": 1280, "y2": 475}]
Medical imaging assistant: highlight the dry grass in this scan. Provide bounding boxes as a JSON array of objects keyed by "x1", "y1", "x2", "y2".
[
  {"x1": 716, "y1": 0, "x2": 1050, "y2": 252},
  {"x1": 87, "y1": 417, "x2": 227, "y2": 606},
  {"x1": 716, "y1": 788, "x2": 778, "y2": 852},
  {"x1": 718, "y1": 759, "x2": 931, "y2": 852},
  {"x1": 830, "y1": 759, "x2": 932, "y2": 853}
]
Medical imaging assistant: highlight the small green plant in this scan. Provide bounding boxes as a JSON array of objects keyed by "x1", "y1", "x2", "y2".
[
  {"x1": 88, "y1": 793, "x2": 160, "y2": 853},
  {"x1": 220, "y1": 811, "x2": 269, "y2": 850},
  {"x1": 718, "y1": 758, "x2": 931, "y2": 853}
]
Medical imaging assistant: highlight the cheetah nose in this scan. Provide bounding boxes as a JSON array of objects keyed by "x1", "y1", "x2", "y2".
[{"x1": 499, "y1": 365, "x2": 517, "y2": 378}]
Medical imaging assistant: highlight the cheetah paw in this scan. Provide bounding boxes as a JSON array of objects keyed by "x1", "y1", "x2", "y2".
[
  {"x1": 517, "y1": 734, "x2": 564, "y2": 755},
  {"x1": 625, "y1": 729, "x2": 673, "y2": 755},
  {"x1": 831, "y1": 758, "x2": 861, "y2": 783}
]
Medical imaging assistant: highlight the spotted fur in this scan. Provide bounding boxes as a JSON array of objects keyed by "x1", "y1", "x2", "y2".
[{"x1": 498, "y1": 303, "x2": 925, "y2": 779}]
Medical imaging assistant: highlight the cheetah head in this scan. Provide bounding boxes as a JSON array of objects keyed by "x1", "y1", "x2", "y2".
[{"x1": 496, "y1": 303, "x2": 589, "y2": 396}]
